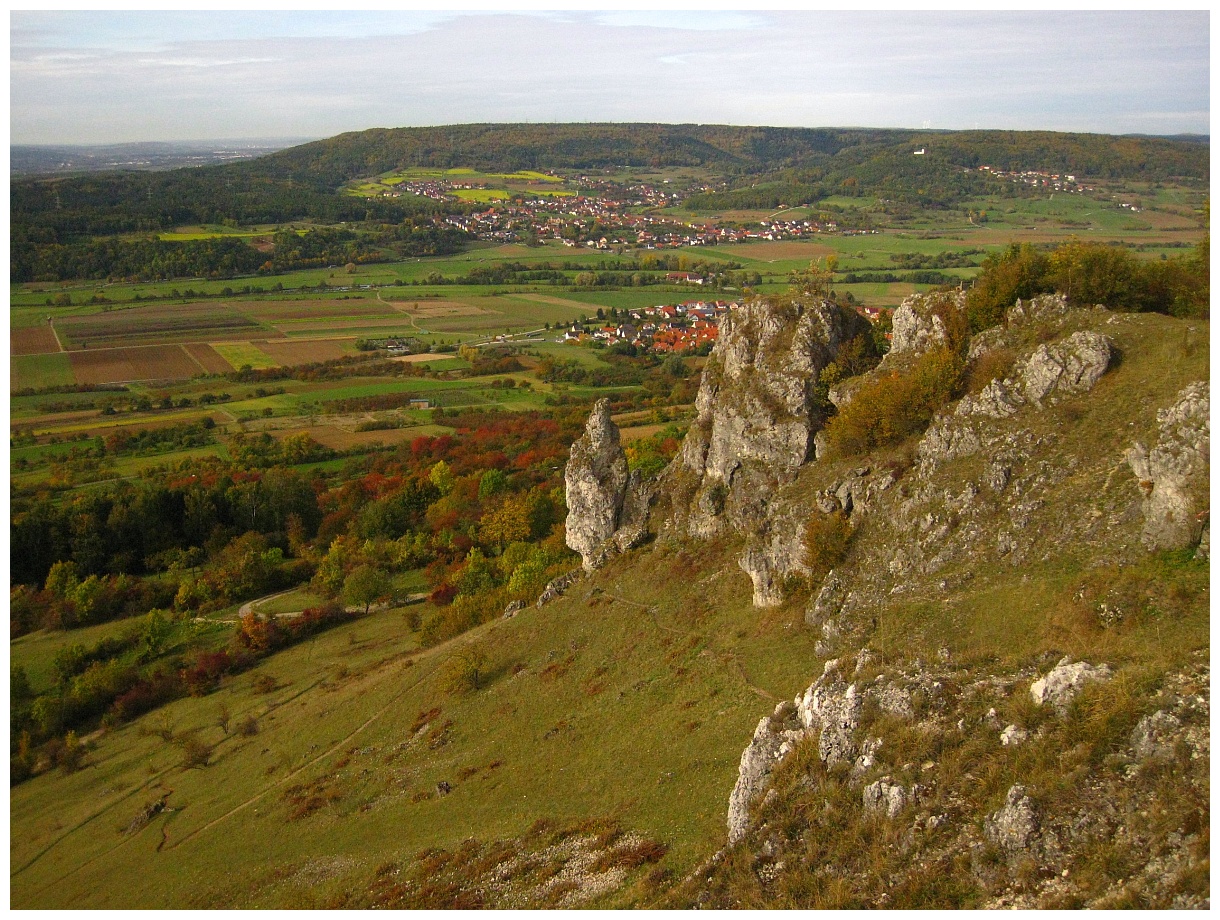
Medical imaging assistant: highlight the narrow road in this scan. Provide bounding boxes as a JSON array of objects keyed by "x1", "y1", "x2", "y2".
[
  {"x1": 48, "y1": 318, "x2": 65, "y2": 353},
  {"x1": 208, "y1": 590, "x2": 428, "y2": 624}
]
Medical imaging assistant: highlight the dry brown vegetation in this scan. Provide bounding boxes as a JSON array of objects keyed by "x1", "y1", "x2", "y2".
[{"x1": 330, "y1": 817, "x2": 669, "y2": 909}]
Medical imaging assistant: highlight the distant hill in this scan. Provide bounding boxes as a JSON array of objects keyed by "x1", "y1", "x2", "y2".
[
  {"x1": 10, "y1": 139, "x2": 316, "y2": 176},
  {"x1": 242, "y1": 124, "x2": 1210, "y2": 186}
]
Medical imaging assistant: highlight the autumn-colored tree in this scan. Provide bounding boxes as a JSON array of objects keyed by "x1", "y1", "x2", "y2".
[
  {"x1": 804, "y1": 510, "x2": 853, "y2": 585},
  {"x1": 822, "y1": 345, "x2": 965, "y2": 458},
  {"x1": 478, "y1": 469, "x2": 509, "y2": 501},
  {"x1": 44, "y1": 560, "x2": 81, "y2": 599},
  {"x1": 479, "y1": 494, "x2": 533, "y2": 549},
  {"x1": 237, "y1": 611, "x2": 281, "y2": 652},
  {"x1": 965, "y1": 243, "x2": 1052, "y2": 332},
  {"x1": 429, "y1": 459, "x2": 455, "y2": 495}
]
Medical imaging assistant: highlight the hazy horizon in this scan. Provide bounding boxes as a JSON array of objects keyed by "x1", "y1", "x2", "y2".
[
  {"x1": 11, "y1": 10, "x2": 1210, "y2": 146},
  {"x1": 9, "y1": 124, "x2": 1213, "y2": 151}
]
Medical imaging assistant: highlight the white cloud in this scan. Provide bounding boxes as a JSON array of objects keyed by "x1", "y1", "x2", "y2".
[{"x1": 9, "y1": 10, "x2": 1210, "y2": 144}]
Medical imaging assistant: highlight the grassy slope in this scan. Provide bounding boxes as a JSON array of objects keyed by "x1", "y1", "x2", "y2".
[{"x1": 10, "y1": 538, "x2": 819, "y2": 908}]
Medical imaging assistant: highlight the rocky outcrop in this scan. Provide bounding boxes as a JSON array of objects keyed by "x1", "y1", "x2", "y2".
[
  {"x1": 564, "y1": 400, "x2": 656, "y2": 570},
  {"x1": 1000, "y1": 724, "x2": 1028, "y2": 747},
  {"x1": 662, "y1": 296, "x2": 868, "y2": 604},
  {"x1": 862, "y1": 777, "x2": 911, "y2": 818},
  {"x1": 715, "y1": 650, "x2": 1209, "y2": 908},
  {"x1": 1020, "y1": 331, "x2": 1113, "y2": 405},
  {"x1": 535, "y1": 568, "x2": 581, "y2": 608},
  {"x1": 726, "y1": 702, "x2": 805, "y2": 843},
  {"x1": 984, "y1": 785, "x2": 1040, "y2": 853},
  {"x1": 726, "y1": 655, "x2": 910, "y2": 842},
  {"x1": 889, "y1": 290, "x2": 965, "y2": 356},
  {"x1": 1131, "y1": 710, "x2": 1183, "y2": 761},
  {"x1": 1029, "y1": 656, "x2": 1111, "y2": 714},
  {"x1": 805, "y1": 568, "x2": 847, "y2": 627},
  {"x1": 795, "y1": 659, "x2": 867, "y2": 767},
  {"x1": 918, "y1": 329, "x2": 1113, "y2": 475},
  {"x1": 565, "y1": 399, "x2": 628, "y2": 570},
  {"x1": 676, "y1": 297, "x2": 867, "y2": 531},
  {"x1": 1005, "y1": 292, "x2": 1072, "y2": 328},
  {"x1": 737, "y1": 498, "x2": 812, "y2": 607},
  {"x1": 956, "y1": 331, "x2": 1113, "y2": 420},
  {"x1": 702, "y1": 301, "x2": 1208, "y2": 906},
  {"x1": 1126, "y1": 381, "x2": 1210, "y2": 552}
]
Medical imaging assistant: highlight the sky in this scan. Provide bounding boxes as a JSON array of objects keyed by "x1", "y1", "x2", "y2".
[{"x1": 9, "y1": 9, "x2": 1211, "y2": 146}]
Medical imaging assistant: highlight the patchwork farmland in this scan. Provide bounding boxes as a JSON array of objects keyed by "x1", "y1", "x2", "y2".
[
  {"x1": 55, "y1": 303, "x2": 268, "y2": 349},
  {"x1": 181, "y1": 342, "x2": 236, "y2": 374}
]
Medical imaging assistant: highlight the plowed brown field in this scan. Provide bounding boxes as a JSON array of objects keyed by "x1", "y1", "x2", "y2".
[
  {"x1": 254, "y1": 339, "x2": 349, "y2": 365},
  {"x1": 183, "y1": 343, "x2": 234, "y2": 373},
  {"x1": 11, "y1": 325, "x2": 60, "y2": 356},
  {"x1": 69, "y1": 345, "x2": 201, "y2": 384},
  {"x1": 388, "y1": 300, "x2": 488, "y2": 317}
]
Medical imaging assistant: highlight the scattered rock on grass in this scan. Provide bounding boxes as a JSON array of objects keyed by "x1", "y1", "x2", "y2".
[
  {"x1": 1029, "y1": 656, "x2": 1111, "y2": 713},
  {"x1": 984, "y1": 784, "x2": 1039, "y2": 853}
]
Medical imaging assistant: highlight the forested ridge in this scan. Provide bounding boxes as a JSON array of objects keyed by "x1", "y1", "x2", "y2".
[{"x1": 244, "y1": 124, "x2": 1210, "y2": 183}]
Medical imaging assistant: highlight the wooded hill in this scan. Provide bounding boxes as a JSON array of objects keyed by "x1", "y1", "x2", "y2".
[{"x1": 243, "y1": 124, "x2": 1209, "y2": 184}]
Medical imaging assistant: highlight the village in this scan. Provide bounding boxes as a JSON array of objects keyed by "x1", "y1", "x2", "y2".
[
  {"x1": 553, "y1": 297, "x2": 890, "y2": 355},
  {"x1": 555, "y1": 299, "x2": 733, "y2": 354},
  {"x1": 973, "y1": 164, "x2": 1092, "y2": 193},
  {"x1": 367, "y1": 171, "x2": 861, "y2": 251},
  {"x1": 441, "y1": 198, "x2": 853, "y2": 250}
]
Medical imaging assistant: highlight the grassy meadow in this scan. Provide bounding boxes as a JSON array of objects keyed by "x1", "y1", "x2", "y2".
[{"x1": 10, "y1": 539, "x2": 824, "y2": 908}]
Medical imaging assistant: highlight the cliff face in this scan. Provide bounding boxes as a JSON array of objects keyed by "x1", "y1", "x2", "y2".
[
  {"x1": 678, "y1": 297, "x2": 860, "y2": 490},
  {"x1": 561, "y1": 292, "x2": 1209, "y2": 908},
  {"x1": 662, "y1": 296, "x2": 870, "y2": 604}
]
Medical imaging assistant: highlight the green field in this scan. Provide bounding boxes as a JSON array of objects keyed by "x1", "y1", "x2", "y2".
[
  {"x1": 155, "y1": 228, "x2": 269, "y2": 242},
  {"x1": 451, "y1": 188, "x2": 510, "y2": 202},
  {"x1": 12, "y1": 353, "x2": 75, "y2": 389},
  {"x1": 212, "y1": 342, "x2": 278, "y2": 369},
  {"x1": 348, "y1": 166, "x2": 568, "y2": 199}
]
